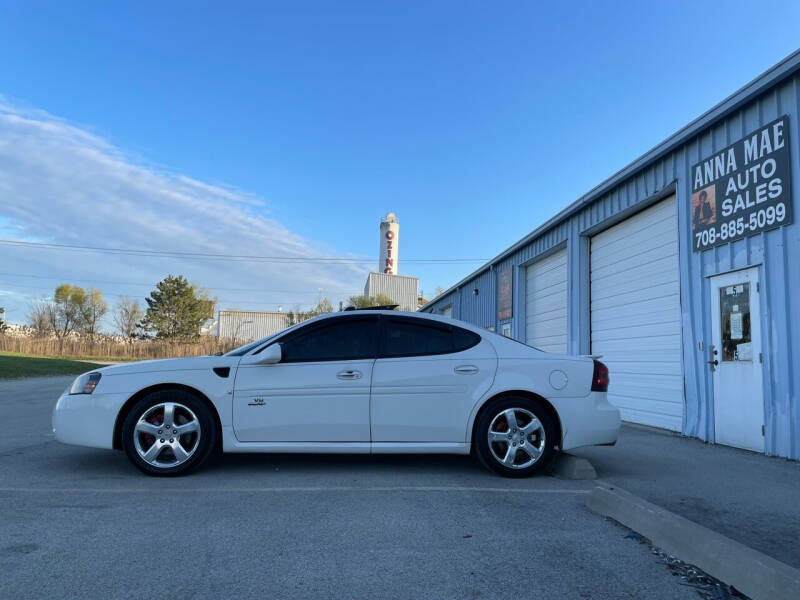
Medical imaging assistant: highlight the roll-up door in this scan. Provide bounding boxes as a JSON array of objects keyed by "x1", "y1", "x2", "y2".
[
  {"x1": 525, "y1": 248, "x2": 568, "y2": 354},
  {"x1": 590, "y1": 196, "x2": 682, "y2": 431}
]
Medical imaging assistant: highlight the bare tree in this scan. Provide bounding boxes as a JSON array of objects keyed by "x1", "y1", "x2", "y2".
[
  {"x1": 113, "y1": 297, "x2": 144, "y2": 341},
  {"x1": 79, "y1": 288, "x2": 108, "y2": 344},
  {"x1": 28, "y1": 299, "x2": 52, "y2": 338}
]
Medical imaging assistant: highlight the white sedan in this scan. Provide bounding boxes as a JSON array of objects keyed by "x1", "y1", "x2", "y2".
[{"x1": 53, "y1": 310, "x2": 619, "y2": 477}]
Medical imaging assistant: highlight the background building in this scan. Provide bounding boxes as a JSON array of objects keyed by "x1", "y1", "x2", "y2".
[
  {"x1": 216, "y1": 310, "x2": 290, "y2": 343},
  {"x1": 364, "y1": 272, "x2": 418, "y2": 311},
  {"x1": 421, "y1": 50, "x2": 800, "y2": 461}
]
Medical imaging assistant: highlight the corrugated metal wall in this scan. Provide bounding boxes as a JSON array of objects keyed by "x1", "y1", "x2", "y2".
[
  {"x1": 422, "y1": 67, "x2": 800, "y2": 460},
  {"x1": 217, "y1": 310, "x2": 290, "y2": 342},
  {"x1": 364, "y1": 272, "x2": 419, "y2": 311}
]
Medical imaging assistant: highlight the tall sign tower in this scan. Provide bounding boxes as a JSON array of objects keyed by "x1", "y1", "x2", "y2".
[{"x1": 379, "y1": 212, "x2": 399, "y2": 274}]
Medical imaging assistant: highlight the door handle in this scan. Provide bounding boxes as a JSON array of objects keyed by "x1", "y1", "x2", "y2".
[
  {"x1": 454, "y1": 365, "x2": 479, "y2": 375},
  {"x1": 337, "y1": 370, "x2": 362, "y2": 380},
  {"x1": 708, "y1": 345, "x2": 718, "y2": 372}
]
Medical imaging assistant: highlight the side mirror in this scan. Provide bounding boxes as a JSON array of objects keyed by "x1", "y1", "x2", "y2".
[{"x1": 243, "y1": 343, "x2": 282, "y2": 365}]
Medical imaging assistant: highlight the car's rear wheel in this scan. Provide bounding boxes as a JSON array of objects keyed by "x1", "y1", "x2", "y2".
[
  {"x1": 474, "y1": 396, "x2": 557, "y2": 477},
  {"x1": 122, "y1": 390, "x2": 217, "y2": 476}
]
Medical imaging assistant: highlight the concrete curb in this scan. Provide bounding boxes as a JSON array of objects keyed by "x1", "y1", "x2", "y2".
[
  {"x1": 548, "y1": 453, "x2": 597, "y2": 480},
  {"x1": 586, "y1": 484, "x2": 800, "y2": 600}
]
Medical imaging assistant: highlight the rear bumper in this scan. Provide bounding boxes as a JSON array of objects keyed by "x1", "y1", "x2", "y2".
[
  {"x1": 52, "y1": 391, "x2": 126, "y2": 450},
  {"x1": 557, "y1": 392, "x2": 621, "y2": 451}
]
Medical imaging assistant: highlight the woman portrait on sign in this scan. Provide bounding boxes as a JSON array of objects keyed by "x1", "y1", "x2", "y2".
[{"x1": 692, "y1": 186, "x2": 716, "y2": 230}]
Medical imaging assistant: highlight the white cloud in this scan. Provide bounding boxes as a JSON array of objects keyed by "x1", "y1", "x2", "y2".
[{"x1": 0, "y1": 97, "x2": 368, "y2": 325}]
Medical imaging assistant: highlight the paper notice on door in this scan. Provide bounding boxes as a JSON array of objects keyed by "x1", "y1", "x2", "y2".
[
  {"x1": 736, "y1": 342, "x2": 752, "y2": 361},
  {"x1": 730, "y1": 312, "x2": 743, "y2": 340}
]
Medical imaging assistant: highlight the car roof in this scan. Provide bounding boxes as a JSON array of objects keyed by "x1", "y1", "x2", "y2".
[
  {"x1": 307, "y1": 310, "x2": 482, "y2": 332},
  {"x1": 313, "y1": 309, "x2": 451, "y2": 322}
]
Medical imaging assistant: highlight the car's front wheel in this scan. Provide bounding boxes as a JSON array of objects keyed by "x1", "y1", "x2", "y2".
[
  {"x1": 474, "y1": 397, "x2": 557, "y2": 477},
  {"x1": 122, "y1": 390, "x2": 217, "y2": 476}
]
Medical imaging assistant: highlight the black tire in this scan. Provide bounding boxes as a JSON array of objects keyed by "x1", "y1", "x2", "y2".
[
  {"x1": 122, "y1": 389, "x2": 217, "y2": 477},
  {"x1": 474, "y1": 396, "x2": 557, "y2": 478}
]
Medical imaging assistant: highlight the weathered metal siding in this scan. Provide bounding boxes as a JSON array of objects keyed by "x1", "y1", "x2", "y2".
[
  {"x1": 425, "y1": 222, "x2": 570, "y2": 334},
  {"x1": 217, "y1": 310, "x2": 290, "y2": 342},
  {"x1": 364, "y1": 272, "x2": 418, "y2": 311},
  {"x1": 680, "y1": 76, "x2": 800, "y2": 459},
  {"x1": 421, "y1": 60, "x2": 800, "y2": 459},
  {"x1": 425, "y1": 288, "x2": 461, "y2": 317}
]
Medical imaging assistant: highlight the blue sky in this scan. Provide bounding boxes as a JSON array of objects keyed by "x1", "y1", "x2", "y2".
[{"x1": 1, "y1": 1, "x2": 799, "y2": 325}]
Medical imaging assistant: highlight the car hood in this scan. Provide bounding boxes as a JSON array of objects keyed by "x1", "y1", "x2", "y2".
[{"x1": 92, "y1": 355, "x2": 240, "y2": 376}]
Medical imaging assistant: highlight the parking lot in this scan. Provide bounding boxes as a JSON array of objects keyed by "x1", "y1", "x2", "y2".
[{"x1": 0, "y1": 376, "x2": 699, "y2": 600}]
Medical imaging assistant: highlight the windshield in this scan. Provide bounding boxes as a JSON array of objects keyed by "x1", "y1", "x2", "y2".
[{"x1": 224, "y1": 321, "x2": 306, "y2": 356}]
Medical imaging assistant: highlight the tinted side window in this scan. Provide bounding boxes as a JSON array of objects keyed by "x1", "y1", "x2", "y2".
[
  {"x1": 280, "y1": 318, "x2": 378, "y2": 362},
  {"x1": 382, "y1": 320, "x2": 451, "y2": 357},
  {"x1": 452, "y1": 326, "x2": 481, "y2": 352}
]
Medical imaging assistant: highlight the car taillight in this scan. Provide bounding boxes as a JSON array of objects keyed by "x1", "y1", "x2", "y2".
[{"x1": 591, "y1": 360, "x2": 609, "y2": 392}]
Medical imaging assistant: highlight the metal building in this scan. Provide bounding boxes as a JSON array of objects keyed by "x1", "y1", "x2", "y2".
[
  {"x1": 364, "y1": 272, "x2": 419, "y2": 312},
  {"x1": 216, "y1": 310, "x2": 290, "y2": 343},
  {"x1": 421, "y1": 50, "x2": 800, "y2": 460}
]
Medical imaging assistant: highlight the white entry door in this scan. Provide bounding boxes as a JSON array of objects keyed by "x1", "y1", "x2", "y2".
[{"x1": 710, "y1": 268, "x2": 764, "y2": 452}]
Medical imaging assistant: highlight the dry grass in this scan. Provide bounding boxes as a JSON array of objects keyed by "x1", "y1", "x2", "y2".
[{"x1": 0, "y1": 336, "x2": 240, "y2": 361}]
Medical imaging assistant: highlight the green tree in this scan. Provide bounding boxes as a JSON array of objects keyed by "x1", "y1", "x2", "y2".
[
  {"x1": 286, "y1": 297, "x2": 333, "y2": 326},
  {"x1": 141, "y1": 275, "x2": 216, "y2": 340},
  {"x1": 79, "y1": 288, "x2": 108, "y2": 344},
  {"x1": 346, "y1": 293, "x2": 396, "y2": 309},
  {"x1": 0, "y1": 306, "x2": 8, "y2": 335},
  {"x1": 48, "y1": 284, "x2": 87, "y2": 353}
]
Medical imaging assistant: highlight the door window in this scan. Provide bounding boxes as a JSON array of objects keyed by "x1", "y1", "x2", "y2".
[
  {"x1": 380, "y1": 318, "x2": 480, "y2": 358},
  {"x1": 280, "y1": 318, "x2": 378, "y2": 362},
  {"x1": 719, "y1": 283, "x2": 752, "y2": 362}
]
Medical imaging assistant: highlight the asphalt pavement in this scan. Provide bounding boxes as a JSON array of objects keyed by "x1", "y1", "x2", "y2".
[
  {"x1": 574, "y1": 423, "x2": 800, "y2": 570},
  {"x1": 0, "y1": 376, "x2": 697, "y2": 600}
]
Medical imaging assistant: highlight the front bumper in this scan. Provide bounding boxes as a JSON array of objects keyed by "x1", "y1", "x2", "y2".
[
  {"x1": 558, "y1": 391, "x2": 621, "y2": 451},
  {"x1": 52, "y1": 390, "x2": 127, "y2": 449}
]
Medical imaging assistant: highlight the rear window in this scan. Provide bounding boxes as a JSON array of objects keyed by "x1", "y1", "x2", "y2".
[
  {"x1": 453, "y1": 327, "x2": 481, "y2": 352},
  {"x1": 380, "y1": 318, "x2": 481, "y2": 358}
]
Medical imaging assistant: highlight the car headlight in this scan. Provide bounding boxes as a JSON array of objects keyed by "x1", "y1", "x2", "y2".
[{"x1": 69, "y1": 372, "x2": 102, "y2": 395}]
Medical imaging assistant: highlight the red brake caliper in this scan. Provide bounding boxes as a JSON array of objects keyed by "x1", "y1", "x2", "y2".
[{"x1": 143, "y1": 413, "x2": 161, "y2": 446}]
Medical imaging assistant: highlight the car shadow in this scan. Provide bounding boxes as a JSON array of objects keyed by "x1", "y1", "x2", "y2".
[
  {"x1": 35, "y1": 445, "x2": 491, "y2": 481},
  {"x1": 201, "y1": 451, "x2": 484, "y2": 477}
]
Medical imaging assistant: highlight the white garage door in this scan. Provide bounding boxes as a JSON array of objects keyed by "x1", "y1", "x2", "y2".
[
  {"x1": 525, "y1": 248, "x2": 568, "y2": 354},
  {"x1": 590, "y1": 196, "x2": 682, "y2": 431}
]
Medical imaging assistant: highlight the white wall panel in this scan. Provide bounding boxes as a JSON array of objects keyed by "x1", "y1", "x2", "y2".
[{"x1": 525, "y1": 249, "x2": 568, "y2": 354}]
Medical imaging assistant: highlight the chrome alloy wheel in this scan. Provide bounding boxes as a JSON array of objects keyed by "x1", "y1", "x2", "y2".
[
  {"x1": 487, "y1": 407, "x2": 546, "y2": 469},
  {"x1": 133, "y1": 402, "x2": 201, "y2": 468}
]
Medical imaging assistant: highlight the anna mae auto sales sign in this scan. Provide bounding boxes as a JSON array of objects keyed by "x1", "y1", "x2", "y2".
[{"x1": 691, "y1": 116, "x2": 792, "y2": 251}]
